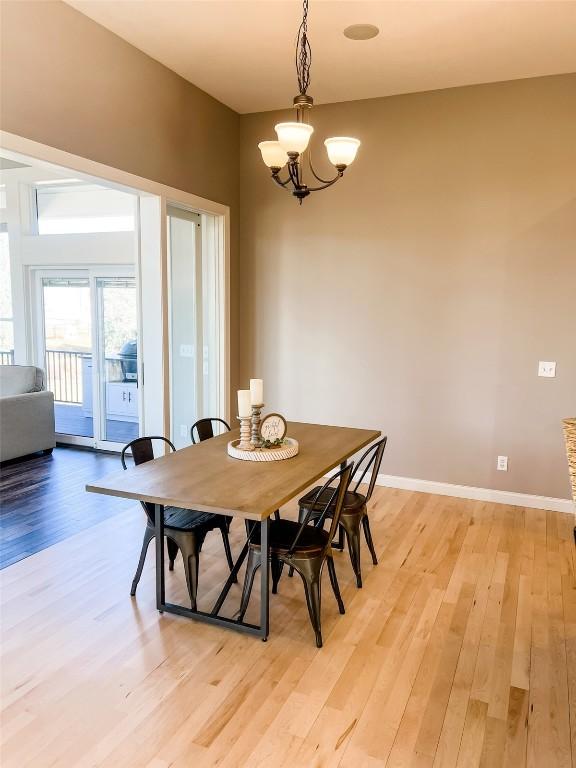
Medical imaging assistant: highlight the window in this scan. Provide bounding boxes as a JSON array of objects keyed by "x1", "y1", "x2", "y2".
[
  {"x1": 36, "y1": 183, "x2": 136, "y2": 235},
  {"x1": 0, "y1": 230, "x2": 14, "y2": 363}
]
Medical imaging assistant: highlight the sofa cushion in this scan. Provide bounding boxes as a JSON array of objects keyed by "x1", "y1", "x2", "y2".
[{"x1": 0, "y1": 365, "x2": 45, "y2": 397}]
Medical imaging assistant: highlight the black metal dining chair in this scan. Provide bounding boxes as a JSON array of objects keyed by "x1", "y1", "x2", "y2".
[
  {"x1": 190, "y1": 417, "x2": 231, "y2": 444},
  {"x1": 293, "y1": 437, "x2": 387, "y2": 588},
  {"x1": 121, "y1": 436, "x2": 236, "y2": 608},
  {"x1": 237, "y1": 463, "x2": 353, "y2": 648}
]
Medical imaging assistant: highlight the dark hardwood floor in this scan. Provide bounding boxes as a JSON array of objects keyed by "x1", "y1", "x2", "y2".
[{"x1": 0, "y1": 446, "x2": 134, "y2": 569}]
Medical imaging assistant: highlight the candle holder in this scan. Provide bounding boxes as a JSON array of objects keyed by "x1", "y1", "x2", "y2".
[
  {"x1": 237, "y1": 416, "x2": 254, "y2": 451},
  {"x1": 251, "y1": 403, "x2": 264, "y2": 447}
]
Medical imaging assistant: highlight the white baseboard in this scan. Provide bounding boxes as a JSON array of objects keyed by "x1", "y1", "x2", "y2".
[{"x1": 372, "y1": 473, "x2": 575, "y2": 514}]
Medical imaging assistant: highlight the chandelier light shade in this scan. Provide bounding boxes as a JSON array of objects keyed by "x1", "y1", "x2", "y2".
[
  {"x1": 258, "y1": 141, "x2": 289, "y2": 169},
  {"x1": 274, "y1": 122, "x2": 314, "y2": 154},
  {"x1": 324, "y1": 137, "x2": 361, "y2": 168},
  {"x1": 258, "y1": 0, "x2": 361, "y2": 204}
]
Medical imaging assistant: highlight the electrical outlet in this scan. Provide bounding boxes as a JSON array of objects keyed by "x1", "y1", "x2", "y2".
[
  {"x1": 180, "y1": 424, "x2": 188, "y2": 438},
  {"x1": 497, "y1": 456, "x2": 508, "y2": 471},
  {"x1": 538, "y1": 361, "x2": 556, "y2": 378}
]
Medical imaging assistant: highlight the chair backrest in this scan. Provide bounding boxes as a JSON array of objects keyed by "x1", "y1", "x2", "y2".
[
  {"x1": 352, "y1": 437, "x2": 387, "y2": 503},
  {"x1": 190, "y1": 417, "x2": 231, "y2": 444},
  {"x1": 288, "y1": 463, "x2": 354, "y2": 555},
  {"x1": 120, "y1": 436, "x2": 176, "y2": 523}
]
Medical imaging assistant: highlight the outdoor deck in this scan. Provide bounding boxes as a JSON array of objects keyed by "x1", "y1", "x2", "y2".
[{"x1": 55, "y1": 403, "x2": 138, "y2": 443}]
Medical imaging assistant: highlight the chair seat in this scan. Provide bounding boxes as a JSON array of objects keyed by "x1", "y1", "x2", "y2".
[
  {"x1": 160, "y1": 507, "x2": 224, "y2": 533},
  {"x1": 249, "y1": 518, "x2": 330, "y2": 554},
  {"x1": 299, "y1": 486, "x2": 366, "y2": 516}
]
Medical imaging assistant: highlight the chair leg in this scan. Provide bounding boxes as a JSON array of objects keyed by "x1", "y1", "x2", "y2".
[
  {"x1": 271, "y1": 556, "x2": 284, "y2": 594},
  {"x1": 341, "y1": 516, "x2": 363, "y2": 588},
  {"x1": 362, "y1": 514, "x2": 378, "y2": 566},
  {"x1": 173, "y1": 534, "x2": 200, "y2": 610},
  {"x1": 326, "y1": 555, "x2": 345, "y2": 614},
  {"x1": 297, "y1": 563, "x2": 323, "y2": 648},
  {"x1": 220, "y1": 524, "x2": 237, "y2": 583},
  {"x1": 273, "y1": 509, "x2": 281, "y2": 521},
  {"x1": 237, "y1": 548, "x2": 260, "y2": 622},
  {"x1": 131, "y1": 526, "x2": 155, "y2": 596},
  {"x1": 337, "y1": 525, "x2": 345, "y2": 551},
  {"x1": 167, "y1": 537, "x2": 178, "y2": 571}
]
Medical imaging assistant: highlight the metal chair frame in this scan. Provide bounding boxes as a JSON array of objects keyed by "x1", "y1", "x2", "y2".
[
  {"x1": 237, "y1": 463, "x2": 353, "y2": 647},
  {"x1": 121, "y1": 436, "x2": 235, "y2": 609},
  {"x1": 190, "y1": 418, "x2": 231, "y2": 444},
  {"x1": 292, "y1": 437, "x2": 388, "y2": 587}
]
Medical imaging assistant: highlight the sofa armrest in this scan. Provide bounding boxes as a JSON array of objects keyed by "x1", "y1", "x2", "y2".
[{"x1": 0, "y1": 390, "x2": 56, "y2": 462}]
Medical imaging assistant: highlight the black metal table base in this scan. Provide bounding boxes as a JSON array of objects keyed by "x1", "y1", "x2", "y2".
[{"x1": 154, "y1": 504, "x2": 270, "y2": 640}]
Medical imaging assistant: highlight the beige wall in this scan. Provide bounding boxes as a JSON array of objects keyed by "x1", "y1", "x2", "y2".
[
  {"x1": 0, "y1": 0, "x2": 240, "y2": 403},
  {"x1": 240, "y1": 74, "x2": 576, "y2": 499}
]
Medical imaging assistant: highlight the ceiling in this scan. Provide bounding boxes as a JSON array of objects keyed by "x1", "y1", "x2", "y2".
[{"x1": 66, "y1": 0, "x2": 576, "y2": 114}]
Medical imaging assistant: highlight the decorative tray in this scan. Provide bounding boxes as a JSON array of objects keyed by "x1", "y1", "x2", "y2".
[{"x1": 227, "y1": 437, "x2": 299, "y2": 462}]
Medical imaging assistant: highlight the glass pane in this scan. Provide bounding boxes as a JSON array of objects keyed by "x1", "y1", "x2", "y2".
[
  {"x1": 168, "y1": 208, "x2": 220, "y2": 449},
  {"x1": 37, "y1": 183, "x2": 135, "y2": 234},
  {"x1": 0, "y1": 232, "x2": 14, "y2": 363},
  {"x1": 98, "y1": 278, "x2": 139, "y2": 443},
  {"x1": 42, "y1": 277, "x2": 93, "y2": 437},
  {"x1": 169, "y1": 211, "x2": 199, "y2": 449},
  {"x1": 0, "y1": 321, "x2": 14, "y2": 364}
]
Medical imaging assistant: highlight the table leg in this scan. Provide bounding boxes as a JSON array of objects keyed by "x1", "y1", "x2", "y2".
[
  {"x1": 154, "y1": 503, "x2": 165, "y2": 611},
  {"x1": 210, "y1": 535, "x2": 251, "y2": 616},
  {"x1": 260, "y1": 517, "x2": 270, "y2": 641}
]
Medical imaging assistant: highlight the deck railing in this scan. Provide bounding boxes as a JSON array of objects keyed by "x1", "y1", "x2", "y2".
[
  {"x1": 1, "y1": 349, "x2": 127, "y2": 404},
  {"x1": 45, "y1": 350, "x2": 86, "y2": 404},
  {"x1": 0, "y1": 350, "x2": 14, "y2": 366}
]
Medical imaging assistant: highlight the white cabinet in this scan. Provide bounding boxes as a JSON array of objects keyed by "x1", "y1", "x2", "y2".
[{"x1": 106, "y1": 382, "x2": 138, "y2": 422}]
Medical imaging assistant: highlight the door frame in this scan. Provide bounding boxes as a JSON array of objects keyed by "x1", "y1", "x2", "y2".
[
  {"x1": 0, "y1": 130, "x2": 231, "y2": 444},
  {"x1": 30, "y1": 265, "x2": 140, "y2": 451}
]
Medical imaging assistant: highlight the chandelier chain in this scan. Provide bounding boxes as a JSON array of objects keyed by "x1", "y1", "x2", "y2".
[{"x1": 295, "y1": 0, "x2": 312, "y2": 95}]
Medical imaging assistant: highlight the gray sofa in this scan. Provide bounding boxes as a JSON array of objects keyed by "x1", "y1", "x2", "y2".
[{"x1": 0, "y1": 365, "x2": 56, "y2": 462}]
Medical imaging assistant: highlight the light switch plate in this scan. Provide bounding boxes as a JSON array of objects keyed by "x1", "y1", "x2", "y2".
[
  {"x1": 538, "y1": 361, "x2": 556, "y2": 378},
  {"x1": 179, "y1": 344, "x2": 194, "y2": 358}
]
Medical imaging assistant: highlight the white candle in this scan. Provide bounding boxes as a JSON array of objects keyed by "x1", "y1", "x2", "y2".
[
  {"x1": 250, "y1": 378, "x2": 264, "y2": 405},
  {"x1": 237, "y1": 389, "x2": 252, "y2": 418}
]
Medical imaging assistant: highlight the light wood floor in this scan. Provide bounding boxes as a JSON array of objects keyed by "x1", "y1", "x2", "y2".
[{"x1": 1, "y1": 486, "x2": 575, "y2": 767}]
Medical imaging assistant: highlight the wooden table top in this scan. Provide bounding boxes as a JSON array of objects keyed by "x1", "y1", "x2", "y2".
[{"x1": 86, "y1": 422, "x2": 381, "y2": 521}]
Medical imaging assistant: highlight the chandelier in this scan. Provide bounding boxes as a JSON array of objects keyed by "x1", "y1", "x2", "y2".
[{"x1": 258, "y1": 0, "x2": 361, "y2": 204}]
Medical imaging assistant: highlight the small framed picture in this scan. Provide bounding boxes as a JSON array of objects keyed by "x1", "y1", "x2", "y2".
[{"x1": 259, "y1": 413, "x2": 288, "y2": 443}]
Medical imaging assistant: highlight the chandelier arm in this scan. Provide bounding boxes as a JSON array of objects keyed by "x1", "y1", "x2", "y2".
[
  {"x1": 288, "y1": 159, "x2": 301, "y2": 189},
  {"x1": 271, "y1": 171, "x2": 293, "y2": 188},
  {"x1": 307, "y1": 148, "x2": 335, "y2": 185},
  {"x1": 305, "y1": 172, "x2": 344, "y2": 193}
]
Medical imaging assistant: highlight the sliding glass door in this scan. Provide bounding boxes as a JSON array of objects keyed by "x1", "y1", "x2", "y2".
[
  {"x1": 34, "y1": 268, "x2": 140, "y2": 450},
  {"x1": 97, "y1": 277, "x2": 139, "y2": 444}
]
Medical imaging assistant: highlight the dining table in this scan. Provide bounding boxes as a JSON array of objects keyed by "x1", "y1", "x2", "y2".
[{"x1": 86, "y1": 421, "x2": 381, "y2": 640}]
